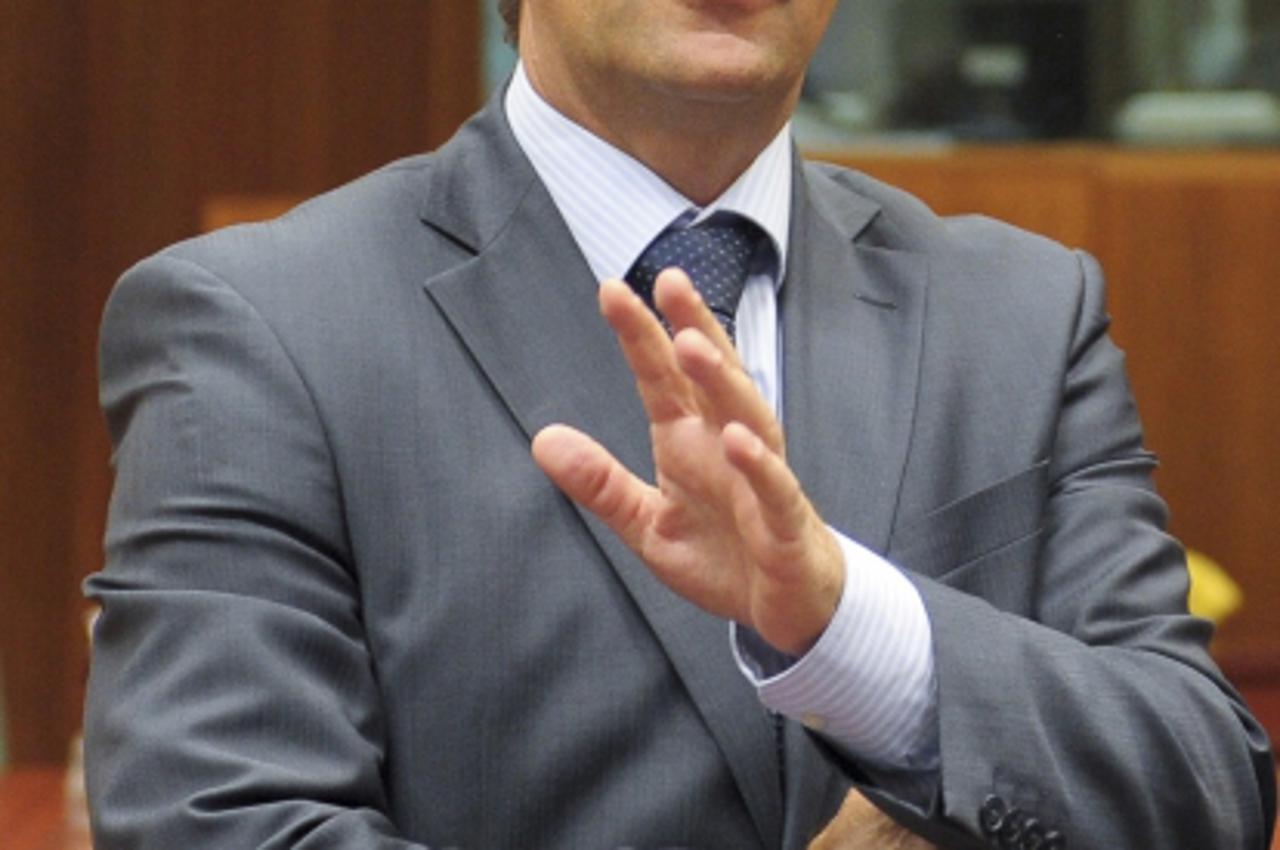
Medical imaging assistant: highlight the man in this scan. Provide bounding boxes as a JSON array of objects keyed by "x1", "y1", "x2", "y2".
[{"x1": 85, "y1": 1, "x2": 1274, "y2": 848}]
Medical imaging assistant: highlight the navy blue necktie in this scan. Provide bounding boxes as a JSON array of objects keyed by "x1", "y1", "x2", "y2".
[{"x1": 626, "y1": 213, "x2": 764, "y2": 340}]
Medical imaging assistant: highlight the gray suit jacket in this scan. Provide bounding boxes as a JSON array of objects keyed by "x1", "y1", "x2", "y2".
[{"x1": 86, "y1": 96, "x2": 1274, "y2": 849}]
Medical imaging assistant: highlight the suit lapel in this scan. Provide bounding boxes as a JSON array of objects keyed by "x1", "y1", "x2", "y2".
[
  {"x1": 782, "y1": 165, "x2": 928, "y2": 556},
  {"x1": 777, "y1": 166, "x2": 929, "y2": 845},
  {"x1": 417, "y1": 100, "x2": 784, "y2": 849}
]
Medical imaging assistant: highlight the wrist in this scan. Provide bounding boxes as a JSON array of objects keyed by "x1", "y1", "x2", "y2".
[{"x1": 758, "y1": 524, "x2": 846, "y2": 655}]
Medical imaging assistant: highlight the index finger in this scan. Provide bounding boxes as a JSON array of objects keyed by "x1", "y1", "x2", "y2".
[{"x1": 598, "y1": 278, "x2": 697, "y2": 424}]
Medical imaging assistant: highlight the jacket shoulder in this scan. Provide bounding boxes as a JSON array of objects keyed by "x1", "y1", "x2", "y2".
[
  {"x1": 162, "y1": 154, "x2": 443, "y2": 282},
  {"x1": 807, "y1": 160, "x2": 1079, "y2": 260},
  {"x1": 804, "y1": 159, "x2": 1091, "y2": 309}
]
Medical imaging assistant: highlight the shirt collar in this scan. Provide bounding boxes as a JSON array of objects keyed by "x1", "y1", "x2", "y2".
[{"x1": 504, "y1": 62, "x2": 792, "y2": 284}]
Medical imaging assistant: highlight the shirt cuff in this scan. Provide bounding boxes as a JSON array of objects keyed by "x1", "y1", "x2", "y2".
[{"x1": 731, "y1": 528, "x2": 940, "y2": 772}]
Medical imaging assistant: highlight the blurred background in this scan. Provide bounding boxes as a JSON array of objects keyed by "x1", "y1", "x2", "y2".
[{"x1": 1, "y1": 0, "x2": 1278, "y2": 796}]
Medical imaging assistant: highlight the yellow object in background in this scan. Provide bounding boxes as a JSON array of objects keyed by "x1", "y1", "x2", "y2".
[{"x1": 1186, "y1": 549, "x2": 1244, "y2": 624}]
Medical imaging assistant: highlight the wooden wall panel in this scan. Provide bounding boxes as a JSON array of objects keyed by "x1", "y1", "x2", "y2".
[
  {"x1": 2, "y1": 1, "x2": 482, "y2": 765},
  {"x1": 79, "y1": 0, "x2": 482, "y2": 309},
  {"x1": 0, "y1": 1, "x2": 92, "y2": 769},
  {"x1": 815, "y1": 146, "x2": 1100, "y2": 249},
  {"x1": 1095, "y1": 154, "x2": 1280, "y2": 661}
]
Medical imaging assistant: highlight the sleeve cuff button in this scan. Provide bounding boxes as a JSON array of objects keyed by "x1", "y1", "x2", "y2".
[{"x1": 979, "y1": 794, "x2": 1008, "y2": 834}]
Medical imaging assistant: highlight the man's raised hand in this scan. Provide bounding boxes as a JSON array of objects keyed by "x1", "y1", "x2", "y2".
[{"x1": 531, "y1": 269, "x2": 844, "y2": 655}]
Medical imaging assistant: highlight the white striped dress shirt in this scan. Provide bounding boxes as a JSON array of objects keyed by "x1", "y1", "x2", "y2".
[{"x1": 505, "y1": 64, "x2": 939, "y2": 778}]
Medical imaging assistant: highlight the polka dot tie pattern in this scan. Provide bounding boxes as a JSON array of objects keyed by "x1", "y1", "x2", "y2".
[{"x1": 625, "y1": 214, "x2": 765, "y2": 341}]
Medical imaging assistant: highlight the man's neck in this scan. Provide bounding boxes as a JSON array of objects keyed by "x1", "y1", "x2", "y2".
[
  {"x1": 505, "y1": 64, "x2": 794, "y2": 287},
  {"x1": 593, "y1": 105, "x2": 791, "y2": 206},
  {"x1": 522, "y1": 58, "x2": 799, "y2": 206}
]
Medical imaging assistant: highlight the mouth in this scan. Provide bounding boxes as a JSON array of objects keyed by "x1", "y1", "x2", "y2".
[{"x1": 685, "y1": 0, "x2": 779, "y2": 16}]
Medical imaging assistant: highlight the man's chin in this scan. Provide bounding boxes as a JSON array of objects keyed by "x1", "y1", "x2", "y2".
[{"x1": 646, "y1": 54, "x2": 792, "y2": 107}]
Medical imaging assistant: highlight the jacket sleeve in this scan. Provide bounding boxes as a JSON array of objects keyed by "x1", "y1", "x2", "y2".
[
  {"x1": 85, "y1": 253, "x2": 427, "y2": 849},
  {"x1": 859, "y1": 251, "x2": 1275, "y2": 850}
]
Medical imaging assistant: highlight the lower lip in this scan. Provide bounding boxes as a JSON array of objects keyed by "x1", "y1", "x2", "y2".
[{"x1": 693, "y1": 0, "x2": 777, "y2": 12}]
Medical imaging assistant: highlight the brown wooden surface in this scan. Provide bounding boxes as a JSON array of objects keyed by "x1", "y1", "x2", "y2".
[
  {"x1": 201, "y1": 194, "x2": 307, "y2": 233},
  {"x1": 0, "y1": 1, "x2": 482, "y2": 765},
  {"x1": 1095, "y1": 153, "x2": 1280, "y2": 674},
  {"x1": 0, "y1": 770, "x2": 90, "y2": 850},
  {"x1": 0, "y1": 0, "x2": 95, "y2": 773}
]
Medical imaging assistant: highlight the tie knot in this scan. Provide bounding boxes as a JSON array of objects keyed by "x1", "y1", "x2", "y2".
[{"x1": 626, "y1": 214, "x2": 765, "y2": 340}]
